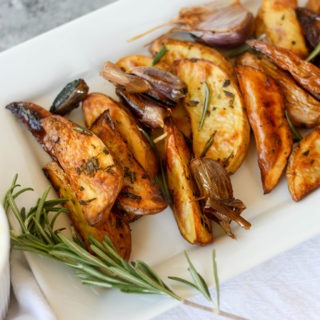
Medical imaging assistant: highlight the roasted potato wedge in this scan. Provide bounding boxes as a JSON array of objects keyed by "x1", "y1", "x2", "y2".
[
  {"x1": 247, "y1": 40, "x2": 320, "y2": 100},
  {"x1": 236, "y1": 65, "x2": 292, "y2": 193},
  {"x1": 82, "y1": 93, "x2": 158, "y2": 178},
  {"x1": 255, "y1": 0, "x2": 308, "y2": 57},
  {"x1": 175, "y1": 58, "x2": 250, "y2": 174},
  {"x1": 116, "y1": 54, "x2": 170, "y2": 72},
  {"x1": 43, "y1": 161, "x2": 131, "y2": 260},
  {"x1": 237, "y1": 52, "x2": 320, "y2": 128},
  {"x1": 149, "y1": 37, "x2": 235, "y2": 81},
  {"x1": 286, "y1": 126, "x2": 320, "y2": 201},
  {"x1": 7, "y1": 102, "x2": 124, "y2": 226},
  {"x1": 165, "y1": 120, "x2": 213, "y2": 245},
  {"x1": 41, "y1": 115, "x2": 124, "y2": 227},
  {"x1": 90, "y1": 111, "x2": 167, "y2": 217},
  {"x1": 306, "y1": 0, "x2": 320, "y2": 13}
]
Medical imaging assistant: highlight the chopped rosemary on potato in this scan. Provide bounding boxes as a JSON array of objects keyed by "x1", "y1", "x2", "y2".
[
  {"x1": 227, "y1": 34, "x2": 266, "y2": 58},
  {"x1": 307, "y1": 42, "x2": 320, "y2": 62},
  {"x1": 3, "y1": 175, "x2": 248, "y2": 320},
  {"x1": 152, "y1": 44, "x2": 167, "y2": 65},
  {"x1": 198, "y1": 81, "x2": 210, "y2": 131},
  {"x1": 285, "y1": 111, "x2": 303, "y2": 142},
  {"x1": 200, "y1": 131, "x2": 217, "y2": 158}
]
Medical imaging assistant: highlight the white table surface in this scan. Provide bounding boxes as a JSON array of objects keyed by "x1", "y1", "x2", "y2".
[{"x1": 1, "y1": 1, "x2": 320, "y2": 319}]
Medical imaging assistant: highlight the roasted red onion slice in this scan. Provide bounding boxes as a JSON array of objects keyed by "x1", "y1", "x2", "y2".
[
  {"x1": 101, "y1": 61, "x2": 151, "y2": 93},
  {"x1": 116, "y1": 87, "x2": 168, "y2": 128},
  {"x1": 130, "y1": 66, "x2": 187, "y2": 102},
  {"x1": 296, "y1": 7, "x2": 320, "y2": 49},
  {"x1": 50, "y1": 79, "x2": 89, "y2": 115},
  {"x1": 130, "y1": 0, "x2": 254, "y2": 48},
  {"x1": 190, "y1": 158, "x2": 250, "y2": 237},
  {"x1": 184, "y1": 2, "x2": 254, "y2": 47}
]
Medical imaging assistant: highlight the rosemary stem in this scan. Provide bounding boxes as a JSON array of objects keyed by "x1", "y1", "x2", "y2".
[{"x1": 182, "y1": 300, "x2": 249, "y2": 320}]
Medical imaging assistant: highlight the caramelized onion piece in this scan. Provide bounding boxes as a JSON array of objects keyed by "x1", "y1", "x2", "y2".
[
  {"x1": 130, "y1": 66, "x2": 187, "y2": 102},
  {"x1": 101, "y1": 61, "x2": 151, "y2": 93},
  {"x1": 116, "y1": 87, "x2": 168, "y2": 128},
  {"x1": 50, "y1": 79, "x2": 89, "y2": 115},
  {"x1": 296, "y1": 7, "x2": 320, "y2": 49},
  {"x1": 183, "y1": 2, "x2": 254, "y2": 47},
  {"x1": 190, "y1": 158, "x2": 250, "y2": 237},
  {"x1": 130, "y1": 0, "x2": 253, "y2": 48}
]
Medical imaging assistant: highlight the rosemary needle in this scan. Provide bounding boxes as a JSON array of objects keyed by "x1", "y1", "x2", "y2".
[
  {"x1": 307, "y1": 42, "x2": 320, "y2": 62},
  {"x1": 198, "y1": 81, "x2": 210, "y2": 131}
]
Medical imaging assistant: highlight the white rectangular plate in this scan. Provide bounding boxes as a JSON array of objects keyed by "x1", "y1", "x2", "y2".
[{"x1": 0, "y1": 0, "x2": 317, "y2": 319}]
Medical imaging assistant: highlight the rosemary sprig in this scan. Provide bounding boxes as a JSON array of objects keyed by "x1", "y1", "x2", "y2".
[
  {"x1": 152, "y1": 44, "x2": 167, "y2": 65},
  {"x1": 198, "y1": 81, "x2": 210, "y2": 131},
  {"x1": 306, "y1": 42, "x2": 320, "y2": 62},
  {"x1": 4, "y1": 175, "x2": 248, "y2": 320}
]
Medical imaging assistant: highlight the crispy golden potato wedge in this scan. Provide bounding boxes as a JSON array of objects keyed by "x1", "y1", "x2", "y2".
[
  {"x1": 237, "y1": 52, "x2": 320, "y2": 128},
  {"x1": 41, "y1": 115, "x2": 124, "y2": 226},
  {"x1": 7, "y1": 102, "x2": 123, "y2": 226},
  {"x1": 247, "y1": 40, "x2": 320, "y2": 100},
  {"x1": 255, "y1": 0, "x2": 308, "y2": 57},
  {"x1": 149, "y1": 37, "x2": 235, "y2": 81},
  {"x1": 165, "y1": 120, "x2": 213, "y2": 245},
  {"x1": 236, "y1": 65, "x2": 292, "y2": 193},
  {"x1": 90, "y1": 111, "x2": 167, "y2": 217},
  {"x1": 116, "y1": 54, "x2": 170, "y2": 72},
  {"x1": 175, "y1": 58, "x2": 250, "y2": 174},
  {"x1": 43, "y1": 161, "x2": 131, "y2": 260},
  {"x1": 171, "y1": 102, "x2": 192, "y2": 140},
  {"x1": 82, "y1": 93, "x2": 158, "y2": 178},
  {"x1": 306, "y1": 0, "x2": 320, "y2": 13},
  {"x1": 286, "y1": 126, "x2": 320, "y2": 201}
]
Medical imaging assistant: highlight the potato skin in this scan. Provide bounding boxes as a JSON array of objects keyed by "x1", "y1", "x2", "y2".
[
  {"x1": 255, "y1": 0, "x2": 308, "y2": 57},
  {"x1": 236, "y1": 65, "x2": 292, "y2": 193},
  {"x1": 149, "y1": 37, "x2": 235, "y2": 81},
  {"x1": 82, "y1": 93, "x2": 158, "y2": 178},
  {"x1": 165, "y1": 120, "x2": 213, "y2": 245},
  {"x1": 306, "y1": 0, "x2": 320, "y2": 13},
  {"x1": 90, "y1": 111, "x2": 167, "y2": 217},
  {"x1": 43, "y1": 161, "x2": 131, "y2": 261},
  {"x1": 41, "y1": 115, "x2": 124, "y2": 226},
  {"x1": 286, "y1": 126, "x2": 320, "y2": 201},
  {"x1": 116, "y1": 54, "x2": 170, "y2": 72},
  {"x1": 247, "y1": 40, "x2": 320, "y2": 100},
  {"x1": 237, "y1": 52, "x2": 320, "y2": 128},
  {"x1": 175, "y1": 58, "x2": 250, "y2": 174}
]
